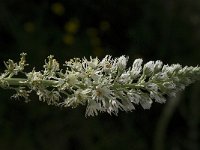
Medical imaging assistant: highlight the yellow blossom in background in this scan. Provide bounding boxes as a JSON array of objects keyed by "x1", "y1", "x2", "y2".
[
  {"x1": 99, "y1": 21, "x2": 110, "y2": 31},
  {"x1": 63, "y1": 34, "x2": 75, "y2": 45},
  {"x1": 90, "y1": 37, "x2": 101, "y2": 46},
  {"x1": 93, "y1": 47, "x2": 104, "y2": 57},
  {"x1": 86, "y1": 27, "x2": 103, "y2": 55},
  {"x1": 64, "y1": 19, "x2": 80, "y2": 34},
  {"x1": 51, "y1": 2, "x2": 65, "y2": 16},
  {"x1": 24, "y1": 22, "x2": 35, "y2": 33},
  {"x1": 86, "y1": 28, "x2": 98, "y2": 37}
]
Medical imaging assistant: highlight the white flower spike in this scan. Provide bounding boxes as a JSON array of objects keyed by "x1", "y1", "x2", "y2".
[{"x1": 0, "y1": 53, "x2": 199, "y2": 117}]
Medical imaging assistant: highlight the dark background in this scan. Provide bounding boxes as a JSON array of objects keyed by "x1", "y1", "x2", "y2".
[{"x1": 0, "y1": 0, "x2": 200, "y2": 150}]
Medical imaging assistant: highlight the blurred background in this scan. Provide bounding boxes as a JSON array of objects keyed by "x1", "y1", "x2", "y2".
[{"x1": 0, "y1": 0, "x2": 200, "y2": 149}]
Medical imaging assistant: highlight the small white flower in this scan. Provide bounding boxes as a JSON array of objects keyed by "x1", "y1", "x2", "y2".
[
  {"x1": 127, "y1": 90, "x2": 141, "y2": 104},
  {"x1": 26, "y1": 70, "x2": 44, "y2": 89},
  {"x1": 107, "y1": 99, "x2": 119, "y2": 115},
  {"x1": 118, "y1": 72, "x2": 131, "y2": 84},
  {"x1": 163, "y1": 82, "x2": 176, "y2": 90},
  {"x1": 37, "y1": 90, "x2": 60, "y2": 105},
  {"x1": 62, "y1": 89, "x2": 91, "y2": 107},
  {"x1": 66, "y1": 72, "x2": 79, "y2": 85},
  {"x1": 143, "y1": 61, "x2": 155, "y2": 76},
  {"x1": 93, "y1": 85, "x2": 111, "y2": 99},
  {"x1": 82, "y1": 57, "x2": 100, "y2": 70},
  {"x1": 43, "y1": 55, "x2": 60, "y2": 79},
  {"x1": 154, "y1": 60, "x2": 163, "y2": 72},
  {"x1": 86, "y1": 100, "x2": 101, "y2": 117},
  {"x1": 120, "y1": 99, "x2": 135, "y2": 112},
  {"x1": 130, "y1": 58, "x2": 143, "y2": 79},
  {"x1": 152, "y1": 72, "x2": 168, "y2": 81},
  {"x1": 146, "y1": 83, "x2": 159, "y2": 92},
  {"x1": 116, "y1": 55, "x2": 128, "y2": 70},
  {"x1": 88, "y1": 57, "x2": 99, "y2": 69},
  {"x1": 162, "y1": 64, "x2": 182, "y2": 75},
  {"x1": 100, "y1": 55, "x2": 116, "y2": 73},
  {"x1": 75, "y1": 89, "x2": 91, "y2": 100},
  {"x1": 65, "y1": 58, "x2": 83, "y2": 71},
  {"x1": 140, "y1": 94, "x2": 152, "y2": 109},
  {"x1": 27, "y1": 70, "x2": 43, "y2": 81},
  {"x1": 150, "y1": 91, "x2": 166, "y2": 103}
]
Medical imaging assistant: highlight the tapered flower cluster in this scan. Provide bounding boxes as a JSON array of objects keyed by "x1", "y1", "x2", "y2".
[{"x1": 0, "y1": 53, "x2": 199, "y2": 116}]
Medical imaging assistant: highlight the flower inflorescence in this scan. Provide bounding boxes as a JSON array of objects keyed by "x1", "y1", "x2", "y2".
[{"x1": 0, "y1": 53, "x2": 199, "y2": 117}]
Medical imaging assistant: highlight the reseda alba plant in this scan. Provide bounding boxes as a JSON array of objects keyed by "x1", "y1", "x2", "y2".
[{"x1": 0, "y1": 53, "x2": 199, "y2": 116}]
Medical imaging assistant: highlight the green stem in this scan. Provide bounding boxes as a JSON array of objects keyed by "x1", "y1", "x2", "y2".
[
  {"x1": 3, "y1": 78, "x2": 144, "y2": 90},
  {"x1": 3, "y1": 78, "x2": 58, "y2": 87},
  {"x1": 153, "y1": 94, "x2": 181, "y2": 150}
]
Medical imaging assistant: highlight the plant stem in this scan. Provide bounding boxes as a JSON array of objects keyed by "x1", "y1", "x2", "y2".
[
  {"x1": 2, "y1": 78, "x2": 145, "y2": 90},
  {"x1": 3, "y1": 78, "x2": 58, "y2": 87},
  {"x1": 153, "y1": 94, "x2": 181, "y2": 150}
]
